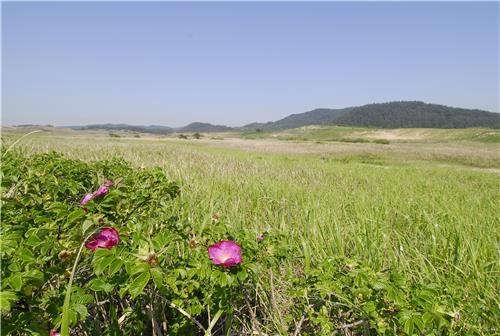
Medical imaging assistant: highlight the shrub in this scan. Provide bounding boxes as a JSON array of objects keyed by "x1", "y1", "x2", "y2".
[
  {"x1": 0, "y1": 151, "x2": 257, "y2": 335},
  {"x1": 374, "y1": 139, "x2": 390, "y2": 144}
]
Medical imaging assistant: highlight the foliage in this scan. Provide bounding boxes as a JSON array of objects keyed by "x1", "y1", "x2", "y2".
[
  {"x1": 240, "y1": 101, "x2": 499, "y2": 131},
  {"x1": 334, "y1": 101, "x2": 499, "y2": 129},
  {"x1": 1, "y1": 149, "x2": 498, "y2": 335}
]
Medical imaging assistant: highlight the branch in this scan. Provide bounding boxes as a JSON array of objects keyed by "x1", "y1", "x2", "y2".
[
  {"x1": 292, "y1": 312, "x2": 307, "y2": 336},
  {"x1": 331, "y1": 319, "x2": 367, "y2": 335},
  {"x1": 155, "y1": 293, "x2": 206, "y2": 333}
]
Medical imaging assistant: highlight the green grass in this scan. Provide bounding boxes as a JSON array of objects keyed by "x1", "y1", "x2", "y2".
[
  {"x1": 239, "y1": 125, "x2": 500, "y2": 144},
  {"x1": 3, "y1": 129, "x2": 500, "y2": 333}
]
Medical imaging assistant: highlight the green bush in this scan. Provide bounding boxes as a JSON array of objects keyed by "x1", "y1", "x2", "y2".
[{"x1": 0, "y1": 151, "x2": 256, "y2": 335}]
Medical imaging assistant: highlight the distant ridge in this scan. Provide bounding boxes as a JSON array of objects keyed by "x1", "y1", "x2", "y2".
[
  {"x1": 62, "y1": 101, "x2": 499, "y2": 133},
  {"x1": 177, "y1": 122, "x2": 235, "y2": 133},
  {"x1": 334, "y1": 101, "x2": 500, "y2": 129},
  {"x1": 243, "y1": 101, "x2": 499, "y2": 130},
  {"x1": 73, "y1": 123, "x2": 173, "y2": 134}
]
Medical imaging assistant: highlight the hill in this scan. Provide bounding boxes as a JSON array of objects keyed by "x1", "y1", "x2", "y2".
[
  {"x1": 73, "y1": 124, "x2": 173, "y2": 134},
  {"x1": 176, "y1": 122, "x2": 235, "y2": 133},
  {"x1": 63, "y1": 101, "x2": 499, "y2": 134},
  {"x1": 243, "y1": 107, "x2": 353, "y2": 131},
  {"x1": 244, "y1": 101, "x2": 499, "y2": 130},
  {"x1": 334, "y1": 101, "x2": 500, "y2": 129}
]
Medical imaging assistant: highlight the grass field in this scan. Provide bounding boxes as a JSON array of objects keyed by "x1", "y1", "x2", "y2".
[{"x1": 2, "y1": 126, "x2": 499, "y2": 334}]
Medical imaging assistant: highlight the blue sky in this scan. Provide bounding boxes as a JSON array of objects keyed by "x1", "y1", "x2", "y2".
[{"x1": 2, "y1": 2, "x2": 499, "y2": 127}]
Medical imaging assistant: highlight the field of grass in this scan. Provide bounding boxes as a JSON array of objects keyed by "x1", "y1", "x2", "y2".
[
  {"x1": 240, "y1": 125, "x2": 500, "y2": 144},
  {"x1": 2, "y1": 127, "x2": 499, "y2": 335}
]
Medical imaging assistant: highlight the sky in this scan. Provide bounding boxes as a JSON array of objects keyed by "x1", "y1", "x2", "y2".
[{"x1": 2, "y1": 1, "x2": 499, "y2": 127}]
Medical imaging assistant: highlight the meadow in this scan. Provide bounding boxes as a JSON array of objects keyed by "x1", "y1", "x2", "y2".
[{"x1": 1, "y1": 126, "x2": 499, "y2": 335}]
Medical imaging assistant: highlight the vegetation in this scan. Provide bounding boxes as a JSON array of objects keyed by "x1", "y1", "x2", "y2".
[
  {"x1": 243, "y1": 101, "x2": 499, "y2": 131},
  {"x1": 334, "y1": 102, "x2": 499, "y2": 129},
  {"x1": 1, "y1": 131, "x2": 499, "y2": 335},
  {"x1": 178, "y1": 123, "x2": 234, "y2": 133},
  {"x1": 240, "y1": 125, "x2": 500, "y2": 145},
  {"x1": 63, "y1": 102, "x2": 499, "y2": 136},
  {"x1": 76, "y1": 124, "x2": 173, "y2": 135}
]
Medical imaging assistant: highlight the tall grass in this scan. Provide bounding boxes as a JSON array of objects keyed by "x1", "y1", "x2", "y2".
[{"x1": 5, "y1": 132, "x2": 500, "y2": 331}]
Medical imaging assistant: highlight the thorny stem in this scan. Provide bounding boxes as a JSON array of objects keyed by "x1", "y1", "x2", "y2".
[
  {"x1": 154, "y1": 293, "x2": 207, "y2": 333},
  {"x1": 61, "y1": 229, "x2": 99, "y2": 336}
]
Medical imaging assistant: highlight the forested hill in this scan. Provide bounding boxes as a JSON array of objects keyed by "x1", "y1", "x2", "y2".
[
  {"x1": 64, "y1": 101, "x2": 499, "y2": 133},
  {"x1": 242, "y1": 107, "x2": 352, "y2": 131},
  {"x1": 244, "y1": 101, "x2": 499, "y2": 130},
  {"x1": 333, "y1": 101, "x2": 500, "y2": 129}
]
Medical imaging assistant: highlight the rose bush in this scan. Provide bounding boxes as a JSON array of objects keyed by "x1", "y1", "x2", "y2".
[{"x1": 0, "y1": 151, "x2": 259, "y2": 335}]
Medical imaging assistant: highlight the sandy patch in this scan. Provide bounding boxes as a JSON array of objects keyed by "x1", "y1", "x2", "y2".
[{"x1": 356, "y1": 130, "x2": 426, "y2": 140}]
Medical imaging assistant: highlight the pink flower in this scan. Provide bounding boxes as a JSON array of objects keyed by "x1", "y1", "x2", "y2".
[
  {"x1": 93, "y1": 185, "x2": 109, "y2": 198},
  {"x1": 80, "y1": 193, "x2": 94, "y2": 206},
  {"x1": 85, "y1": 228, "x2": 120, "y2": 251},
  {"x1": 49, "y1": 330, "x2": 60, "y2": 336},
  {"x1": 79, "y1": 180, "x2": 113, "y2": 206},
  {"x1": 208, "y1": 240, "x2": 242, "y2": 267}
]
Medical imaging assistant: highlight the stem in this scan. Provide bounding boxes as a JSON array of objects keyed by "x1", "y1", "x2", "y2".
[
  {"x1": 292, "y1": 312, "x2": 307, "y2": 336},
  {"x1": 155, "y1": 293, "x2": 207, "y2": 333},
  {"x1": 2, "y1": 130, "x2": 42, "y2": 157},
  {"x1": 60, "y1": 230, "x2": 98, "y2": 336},
  {"x1": 331, "y1": 318, "x2": 368, "y2": 335}
]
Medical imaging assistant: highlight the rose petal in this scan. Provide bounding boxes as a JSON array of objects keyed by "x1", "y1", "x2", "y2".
[
  {"x1": 208, "y1": 240, "x2": 242, "y2": 267},
  {"x1": 85, "y1": 228, "x2": 120, "y2": 251},
  {"x1": 80, "y1": 193, "x2": 94, "y2": 206}
]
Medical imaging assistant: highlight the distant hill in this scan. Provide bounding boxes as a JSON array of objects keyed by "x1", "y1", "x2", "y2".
[
  {"x1": 243, "y1": 107, "x2": 353, "y2": 131},
  {"x1": 244, "y1": 101, "x2": 499, "y2": 130},
  {"x1": 74, "y1": 123, "x2": 173, "y2": 134},
  {"x1": 176, "y1": 122, "x2": 235, "y2": 133},
  {"x1": 334, "y1": 101, "x2": 500, "y2": 129},
  {"x1": 64, "y1": 101, "x2": 499, "y2": 134}
]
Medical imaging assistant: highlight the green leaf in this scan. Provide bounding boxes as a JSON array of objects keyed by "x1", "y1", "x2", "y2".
[
  {"x1": 128, "y1": 272, "x2": 150, "y2": 299},
  {"x1": 17, "y1": 248, "x2": 35, "y2": 263},
  {"x1": 94, "y1": 255, "x2": 115, "y2": 275},
  {"x1": 0, "y1": 291, "x2": 18, "y2": 313},
  {"x1": 128, "y1": 262, "x2": 150, "y2": 276},
  {"x1": 109, "y1": 259, "x2": 124, "y2": 275},
  {"x1": 67, "y1": 209, "x2": 85, "y2": 225},
  {"x1": 9, "y1": 273, "x2": 23, "y2": 291},
  {"x1": 82, "y1": 219, "x2": 94, "y2": 236},
  {"x1": 363, "y1": 301, "x2": 377, "y2": 314},
  {"x1": 72, "y1": 303, "x2": 89, "y2": 321},
  {"x1": 88, "y1": 279, "x2": 114, "y2": 293},
  {"x1": 150, "y1": 268, "x2": 163, "y2": 289},
  {"x1": 237, "y1": 268, "x2": 248, "y2": 281},
  {"x1": 404, "y1": 318, "x2": 414, "y2": 335}
]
